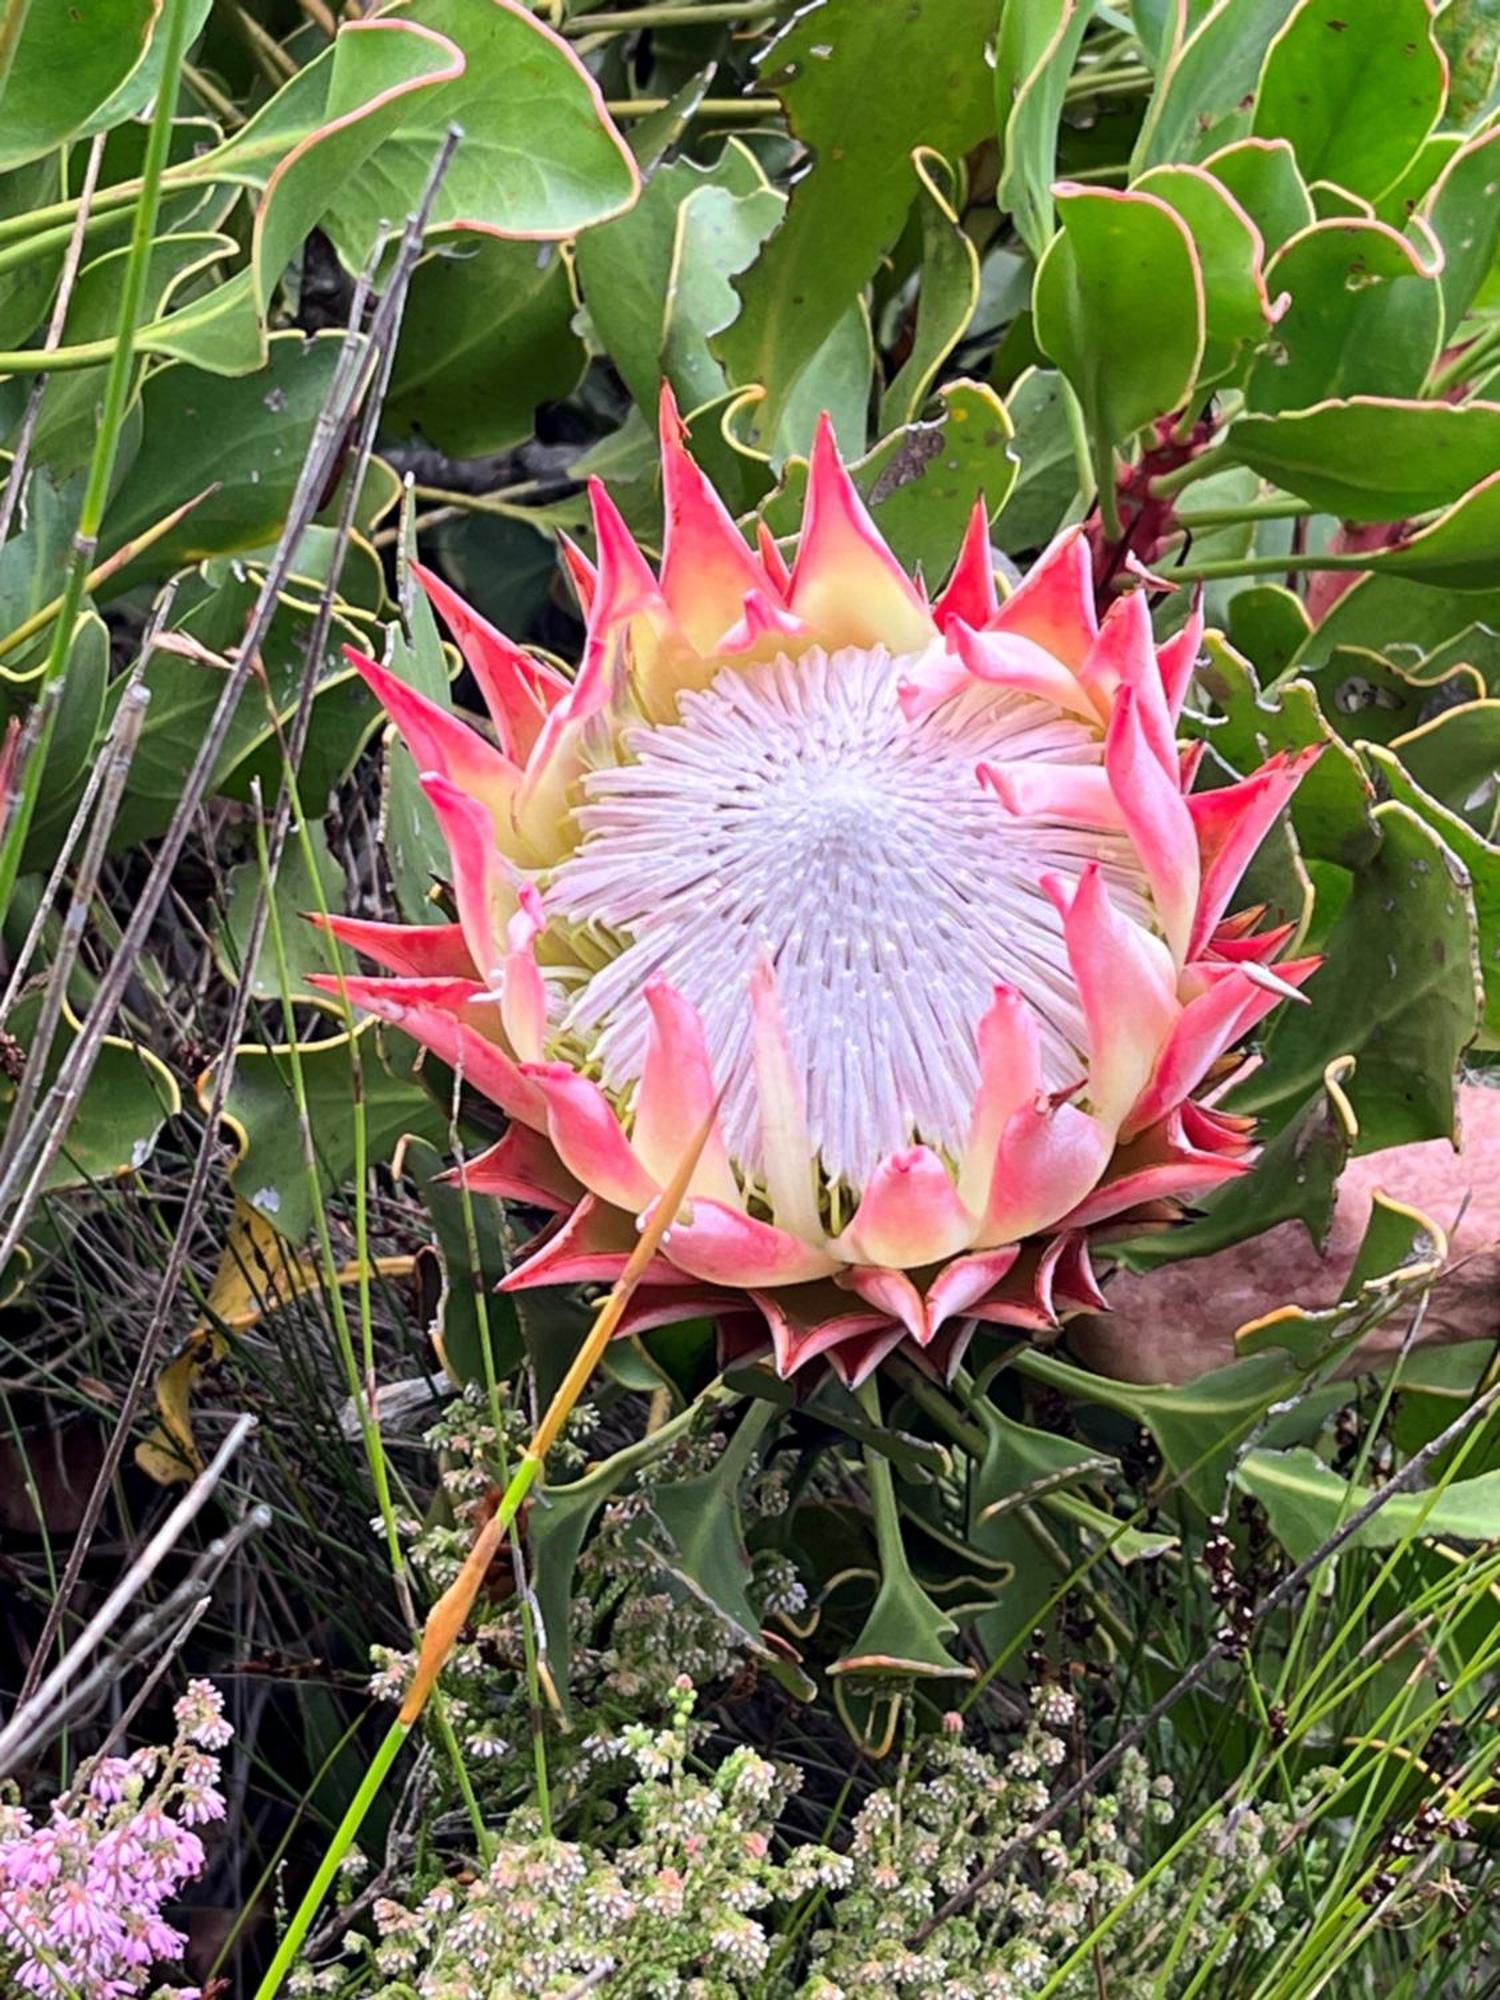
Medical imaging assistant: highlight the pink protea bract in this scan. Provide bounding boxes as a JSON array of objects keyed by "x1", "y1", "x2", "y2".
[{"x1": 316, "y1": 390, "x2": 1319, "y2": 1387}]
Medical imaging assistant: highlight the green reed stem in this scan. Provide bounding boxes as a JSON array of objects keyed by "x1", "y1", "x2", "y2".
[
  {"x1": 0, "y1": 0, "x2": 194, "y2": 920},
  {"x1": 251, "y1": 1108, "x2": 716, "y2": 1999}
]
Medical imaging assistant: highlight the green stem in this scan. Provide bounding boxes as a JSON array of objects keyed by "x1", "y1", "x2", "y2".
[
  {"x1": 452, "y1": 1124, "x2": 552, "y2": 1837},
  {"x1": 1147, "y1": 440, "x2": 1232, "y2": 500},
  {"x1": 1059, "y1": 377, "x2": 1098, "y2": 515},
  {"x1": 1062, "y1": 64, "x2": 1151, "y2": 101},
  {"x1": 0, "y1": 0, "x2": 193, "y2": 918},
  {"x1": 0, "y1": 335, "x2": 123, "y2": 375},
  {"x1": 604, "y1": 94, "x2": 781, "y2": 116},
  {"x1": 252, "y1": 1450, "x2": 548, "y2": 2000},
  {"x1": 884, "y1": 1357, "x2": 987, "y2": 1458},
  {"x1": 854, "y1": 1376, "x2": 906, "y2": 1570},
  {"x1": 252, "y1": 1717, "x2": 410, "y2": 2000},
  {"x1": 1173, "y1": 495, "x2": 1312, "y2": 528},
  {"x1": 1163, "y1": 549, "x2": 1371, "y2": 583},
  {"x1": 567, "y1": 0, "x2": 780, "y2": 26},
  {"x1": 1429, "y1": 318, "x2": 1500, "y2": 398}
]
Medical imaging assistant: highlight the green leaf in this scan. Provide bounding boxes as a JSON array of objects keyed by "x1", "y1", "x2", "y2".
[
  {"x1": 827, "y1": 1551, "x2": 971, "y2": 1684},
  {"x1": 716, "y1": 0, "x2": 996, "y2": 443},
  {"x1": 970, "y1": 1403, "x2": 1116, "y2": 1527},
  {"x1": 1016, "y1": 1346, "x2": 1302, "y2": 1516},
  {"x1": 1292, "y1": 575, "x2": 1500, "y2": 682},
  {"x1": 1133, "y1": 0, "x2": 1300, "y2": 172},
  {"x1": 528, "y1": 1396, "x2": 718, "y2": 1705},
  {"x1": 384, "y1": 240, "x2": 584, "y2": 456},
  {"x1": 1041, "y1": 1491, "x2": 1180, "y2": 1566},
  {"x1": 1237, "y1": 1446, "x2": 1500, "y2": 1564},
  {"x1": 1422, "y1": 123, "x2": 1500, "y2": 332},
  {"x1": 152, "y1": 1, "x2": 638, "y2": 369},
  {"x1": 28, "y1": 233, "x2": 238, "y2": 482},
  {"x1": 215, "y1": 822, "x2": 355, "y2": 1005},
  {"x1": 215, "y1": 1025, "x2": 448, "y2": 1241},
  {"x1": 204, "y1": 0, "x2": 637, "y2": 248},
  {"x1": 1364, "y1": 743, "x2": 1500, "y2": 1045},
  {"x1": 1435, "y1": 0, "x2": 1500, "y2": 122},
  {"x1": 992, "y1": 367, "x2": 1077, "y2": 551},
  {"x1": 336, "y1": 0, "x2": 638, "y2": 250},
  {"x1": 0, "y1": 0, "x2": 158, "y2": 171},
  {"x1": 80, "y1": 0, "x2": 214, "y2": 133},
  {"x1": 0, "y1": 157, "x2": 63, "y2": 347},
  {"x1": 879, "y1": 150, "x2": 980, "y2": 431},
  {"x1": 1109, "y1": 1057, "x2": 1357, "y2": 1276},
  {"x1": 111, "y1": 571, "x2": 376, "y2": 849},
  {"x1": 0, "y1": 473, "x2": 83, "y2": 693},
  {"x1": 1201, "y1": 137, "x2": 1314, "y2": 252},
  {"x1": 1228, "y1": 802, "x2": 1481, "y2": 1150},
  {"x1": 1034, "y1": 184, "x2": 1205, "y2": 450},
  {"x1": 99, "y1": 333, "x2": 351, "y2": 585},
  {"x1": 993, "y1": 0, "x2": 1092, "y2": 258},
  {"x1": 1225, "y1": 584, "x2": 1312, "y2": 681},
  {"x1": 0, "y1": 991, "x2": 180, "y2": 1193},
  {"x1": 1374, "y1": 133, "x2": 1460, "y2": 230},
  {"x1": 1228, "y1": 398, "x2": 1500, "y2": 522},
  {"x1": 1194, "y1": 636, "x2": 1379, "y2": 867},
  {"x1": 771, "y1": 298, "x2": 873, "y2": 467},
  {"x1": 1309, "y1": 646, "x2": 1482, "y2": 751},
  {"x1": 575, "y1": 141, "x2": 780, "y2": 418},
  {"x1": 1246, "y1": 221, "x2": 1444, "y2": 414},
  {"x1": 1252, "y1": 0, "x2": 1446, "y2": 204},
  {"x1": 760, "y1": 379, "x2": 1016, "y2": 582},
  {"x1": 1134, "y1": 163, "x2": 1278, "y2": 386},
  {"x1": 650, "y1": 1400, "x2": 816, "y2": 1699},
  {"x1": 663, "y1": 174, "x2": 786, "y2": 420},
  {"x1": 1361, "y1": 472, "x2": 1500, "y2": 591},
  {"x1": 729, "y1": 1365, "x2": 951, "y2": 1486},
  {"x1": 1389, "y1": 699, "x2": 1500, "y2": 822}
]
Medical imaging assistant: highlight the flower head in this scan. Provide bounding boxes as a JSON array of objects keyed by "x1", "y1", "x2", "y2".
[{"x1": 321, "y1": 391, "x2": 1317, "y2": 1384}]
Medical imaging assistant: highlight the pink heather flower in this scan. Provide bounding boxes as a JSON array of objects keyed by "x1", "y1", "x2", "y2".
[
  {"x1": 172, "y1": 1681, "x2": 232, "y2": 1753},
  {"x1": 0, "y1": 1692, "x2": 228, "y2": 2000},
  {"x1": 88, "y1": 1759, "x2": 137, "y2": 1807},
  {"x1": 317, "y1": 391, "x2": 1319, "y2": 1384}
]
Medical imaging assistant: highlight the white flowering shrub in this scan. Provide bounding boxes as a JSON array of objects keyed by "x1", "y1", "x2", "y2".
[
  {"x1": 311, "y1": 1679, "x2": 1328, "y2": 2000},
  {"x1": 321, "y1": 1680, "x2": 848, "y2": 1999}
]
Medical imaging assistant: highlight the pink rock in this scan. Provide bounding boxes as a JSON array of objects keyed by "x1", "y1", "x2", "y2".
[{"x1": 1070, "y1": 1083, "x2": 1500, "y2": 1385}]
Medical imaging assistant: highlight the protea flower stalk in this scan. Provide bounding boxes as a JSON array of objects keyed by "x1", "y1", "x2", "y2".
[{"x1": 317, "y1": 391, "x2": 1318, "y2": 1387}]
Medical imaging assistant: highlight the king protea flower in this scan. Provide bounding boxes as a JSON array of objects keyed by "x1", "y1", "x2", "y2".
[{"x1": 316, "y1": 391, "x2": 1318, "y2": 1387}]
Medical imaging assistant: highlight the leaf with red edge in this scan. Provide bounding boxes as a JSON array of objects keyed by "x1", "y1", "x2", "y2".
[
  {"x1": 1227, "y1": 398, "x2": 1500, "y2": 522},
  {"x1": 1252, "y1": 0, "x2": 1446, "y2": 204},
  {"x1": 1034, "y1": 183, "x2": 1205, "y2": 449}
]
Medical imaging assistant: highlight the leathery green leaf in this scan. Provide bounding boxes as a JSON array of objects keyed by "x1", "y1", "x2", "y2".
[
  {"x1": 1246, "y1": 220, "x2": 1444, "y2": 414},
  {"x1": 0, "y1": 0, "x2": 159, "y2": 171},
  {"x1": 1363, "y1": 743, "x2": 1500, "y2": 1046},
  {"x1": 1034, "y1": 183, "x2": 1205, "y2": 448},
  {"x1": 716, "y1": 0, "x2": 996, "y2": 445},
  {"x1": 1252, "y1": 0, "x2": 1446, "y2": 204},
  {"x1": 1237, "y1": 1447, "x2": 1500, "y2": 1564},
  {"x1": 1134, "y1": 162, "x2": 1279, "y2": 386},
  {"x1": 1227, "y1": 398, "x2": 1500, "y2": 522},
  {"x1": 1228, "y1": 802, "x2": 1481, "y2": 1150},
  {"x1": 993, "y1": 0, "x2": 1091, "y2": 257}
]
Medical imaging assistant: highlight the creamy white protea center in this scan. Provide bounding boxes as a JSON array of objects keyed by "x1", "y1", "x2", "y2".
[{"x1": 548, "y1": 644, "x2": 1154, "y2": 1189}]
